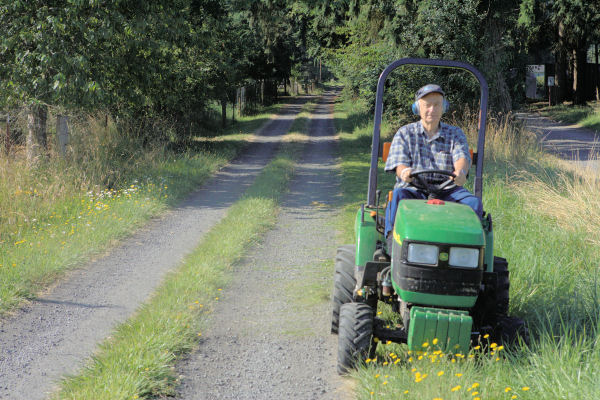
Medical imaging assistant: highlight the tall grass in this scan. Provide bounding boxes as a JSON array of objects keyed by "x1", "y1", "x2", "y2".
[
  {"x1": 334, "y1": 97, "x2": 600, "y2": 399},
  {"x1": 0, "y1": 105, "x2": 278, "y2": 314}
]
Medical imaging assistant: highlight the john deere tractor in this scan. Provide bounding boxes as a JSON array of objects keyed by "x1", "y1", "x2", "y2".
[{"x1": 331, "y1": 58, "x2": 528, "y2": 374}]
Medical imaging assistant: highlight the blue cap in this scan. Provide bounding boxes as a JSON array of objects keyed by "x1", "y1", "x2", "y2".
[{"x1": 415, "y1": 84, "x2": 445, "y2": 100}]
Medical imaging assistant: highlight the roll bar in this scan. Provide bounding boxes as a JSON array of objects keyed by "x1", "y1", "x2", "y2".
[{"x1": 367, "y1": 58, "x2": 489, "y2": 207}]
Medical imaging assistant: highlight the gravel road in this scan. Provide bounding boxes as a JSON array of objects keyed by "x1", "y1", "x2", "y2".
[
  {"x1": 175, "y1": 89, "x2": 351, "y2": 400},
  {"x1": 517, "y1": 112, "x2": 600, "y2": 166},
  {"x1": 0, "y1": 97, "x2": 307, "y2": 400}
]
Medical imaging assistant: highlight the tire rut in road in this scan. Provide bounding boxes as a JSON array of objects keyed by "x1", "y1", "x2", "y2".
[
  {"x1": 0, "y1": 98, "x2": 308, "y2": 400},
  {"x1": 175, "y1": 89, "x2": 351, "y2": 400}
]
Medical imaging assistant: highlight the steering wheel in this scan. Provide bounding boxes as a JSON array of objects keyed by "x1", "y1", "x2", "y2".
[{"x1": 408, "y1": 169, "x2": 457, "y2": 198}]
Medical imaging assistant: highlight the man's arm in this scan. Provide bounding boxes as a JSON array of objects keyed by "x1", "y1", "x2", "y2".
[
  {"x1": 395, "y1": 165, "x2": 413, "y2": 183},
  {"x1": 453, "y1": 157, "x2": 469, "y2": 186}
]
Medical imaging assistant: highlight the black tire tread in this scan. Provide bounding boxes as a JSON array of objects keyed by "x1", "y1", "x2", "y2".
[
  {"x1": 337, "y1": 302, "x2": 374, "y2": 375},
  {"x1": 494, "y1": 256, "x2": 510, "y2": 317},
  {"x1": 331, "y1": 245, "x2": 356, "y2": 334}
]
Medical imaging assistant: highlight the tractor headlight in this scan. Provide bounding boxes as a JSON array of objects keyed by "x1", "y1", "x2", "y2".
[
  {"x1": 449, "y1": 247, "x2": 480, "y2": 268},
  {"x1": 407, "y1": 243, "x2": 439, "y2": 266}
]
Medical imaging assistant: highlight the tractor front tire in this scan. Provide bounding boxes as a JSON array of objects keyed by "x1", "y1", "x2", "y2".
[
  {"x1": 337, "y1": 302, "x2": 374, "y2": 375},
  {"x1": 331, "y1": 245, "x2": 356, "y2": 334}
]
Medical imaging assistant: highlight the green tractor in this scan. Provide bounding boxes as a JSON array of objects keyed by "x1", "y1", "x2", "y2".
[{"x1": 331, "y1": 58, "x2": 528, "y2": 374}]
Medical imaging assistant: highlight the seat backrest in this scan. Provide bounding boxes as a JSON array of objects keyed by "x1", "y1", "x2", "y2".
[{"x1": 382, "y1": 142, "x2": 391, "y2": 162}]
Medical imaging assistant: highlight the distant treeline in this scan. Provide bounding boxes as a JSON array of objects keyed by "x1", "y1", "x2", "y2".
[{"x1": 1, "y1": 1, "x2": 599, "y2": 157}]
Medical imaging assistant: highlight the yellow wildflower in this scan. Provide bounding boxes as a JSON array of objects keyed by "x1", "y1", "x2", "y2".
[{"x1": 451, "y1": 385, "x2": 461, "y2": 392}]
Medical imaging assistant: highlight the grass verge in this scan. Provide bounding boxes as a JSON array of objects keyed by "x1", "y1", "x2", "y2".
[
  {"x1": 529, "y1": 100, "x2": 600, "y2": 132},
  {"x1": 0, "y1": 103, "x2": 283, "y2": 315},
  {"x1": 334, "y1": 96, "x2": 600, "y2": 399},
  {"x1": 53, "y1": 101, "x2": 317, "y2": 399}
]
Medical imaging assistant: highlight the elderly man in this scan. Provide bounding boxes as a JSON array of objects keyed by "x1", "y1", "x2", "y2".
[{"x1": 384, "y1": 84, "x2": 483, "y2": 240}]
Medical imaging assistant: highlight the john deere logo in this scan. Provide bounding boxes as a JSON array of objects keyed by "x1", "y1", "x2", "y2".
[{"x1": 439, "y1": 252, "x2": 449, "y2": 261}]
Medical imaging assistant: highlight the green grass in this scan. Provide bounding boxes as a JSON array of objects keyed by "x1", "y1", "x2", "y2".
[
  {"x1": 53, "y1": 102, "x2": 316, "y2": 399},
  {"x1": 334, "y1": 97, "x2": 600, "y2": 399},
  {"x1": 0, "y1": 104, "x2": 283, "y2": 315},
  {"x1": 530, "y1": 100, "x2": 600, "y2": 132}
]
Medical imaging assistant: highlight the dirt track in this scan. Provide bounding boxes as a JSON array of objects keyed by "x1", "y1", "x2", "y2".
[
  {"x1": 175, "y1": 89, "x2": 349, "y2": 400},
  {"x1": 516, "y1": 112, "x2": 600, "y2": 166},
  {"x1": 0, "y1": 97, "x2": 308, "y2": 400}
]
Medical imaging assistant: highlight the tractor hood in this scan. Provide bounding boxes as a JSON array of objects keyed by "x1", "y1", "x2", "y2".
[{"x1": 394, "y1": 200, "x2": 484, "y2": 246}]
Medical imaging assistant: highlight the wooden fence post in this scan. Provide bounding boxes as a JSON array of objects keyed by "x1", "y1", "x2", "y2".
[
  {"x1": 5, "y1": 114, "x2": 10, "y2": 155},
  {"x1": 57, "y1": 115, "x2": 69, "y2": 157}
]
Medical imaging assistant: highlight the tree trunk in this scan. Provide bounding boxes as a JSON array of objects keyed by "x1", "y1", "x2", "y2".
[
  {"x1": 482, "y1": 18, "x2": 511, "y2": 112},
  {"x1": 231, "y1": 94, "x2": 236, "y2": 123},
  {"x1": 572, "y1": 47, "x2": 588, "y2": 105},
  {"x1": 555, "y1": 23, "x2": 570, "y2": 103},
  {"x1": 595, "y1": 43, "x2": 599, "y2": 101},
  {"x1": 26, "y1": 104, "x2": 47, "y2": 163},
  {"x1": 221, "y1": 97, "x2": 227, "y2": 128}
]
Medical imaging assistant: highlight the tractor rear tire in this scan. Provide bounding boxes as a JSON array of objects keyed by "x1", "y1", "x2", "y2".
[
  {"x1": 337, "y1": 302, "x2": 374, "y2": 375},
  {"x1": 496, "y1": 315, "x2": 530, "y2": 347},
  {"x1": 331, "y1": 245, "x2": 356, "y2": 334},
  {"x1": 494, "y1": 256, "x2": 510, "y2": 317}
]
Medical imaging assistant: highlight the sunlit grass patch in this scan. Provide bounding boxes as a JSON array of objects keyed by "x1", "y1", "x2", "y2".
[{"x1": 532, "y1": 100, "x2": 600, "y2": 132}]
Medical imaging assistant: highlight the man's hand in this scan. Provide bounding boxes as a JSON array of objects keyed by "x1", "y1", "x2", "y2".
[
  {"x1": 453, "y1": 169, "x2": 467, "y2": 186},
  {"x1": 400, "y1": 167, "x2": 413, "y2": 183}
]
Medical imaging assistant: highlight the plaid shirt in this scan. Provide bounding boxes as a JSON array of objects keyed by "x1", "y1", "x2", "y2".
[{"x1": 384, "y1": 120, "x2": 471, "y2": 188}]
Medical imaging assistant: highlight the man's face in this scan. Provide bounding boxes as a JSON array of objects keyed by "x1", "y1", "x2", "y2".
[{"x1": 418, "y1": 92, "x2": 444, "y2": 126}]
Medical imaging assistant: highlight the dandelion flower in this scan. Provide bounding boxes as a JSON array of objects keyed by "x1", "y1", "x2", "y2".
[
  {"x1": 472, "y1": 392, "x2": 479, "y2": 396},
  {"x1": 432, "y1": 338, "x2": 439, "y2": 345},
  {"x1": 483, "y1": 334, "x2": 489, "y2": 339},
  {"x1": 422, "y1": 342, "x2": 429, "y2": 347},
  {"x1": 451, "y1": 385, "x2": 461, "y2": 392},
  {"x1": 455, "y1": 373, "x2": 463, "y2": 377},
  {"x1": 505, "y1": 387, "x2": 512, "y2": 392},
  {"x1": 511, "y1": 396, "x2": 517, "y2": 400},
  {"x1": 437, "y1": 371, "x2": 444, "y2": 376},
  {"x1": 522, "y1": 387, "x2": 530, "y2": 391}
]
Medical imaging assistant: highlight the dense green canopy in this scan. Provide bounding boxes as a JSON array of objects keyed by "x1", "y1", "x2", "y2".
[{"x1": 1, "y1": 0, "x2": 598, "y2": 132}]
